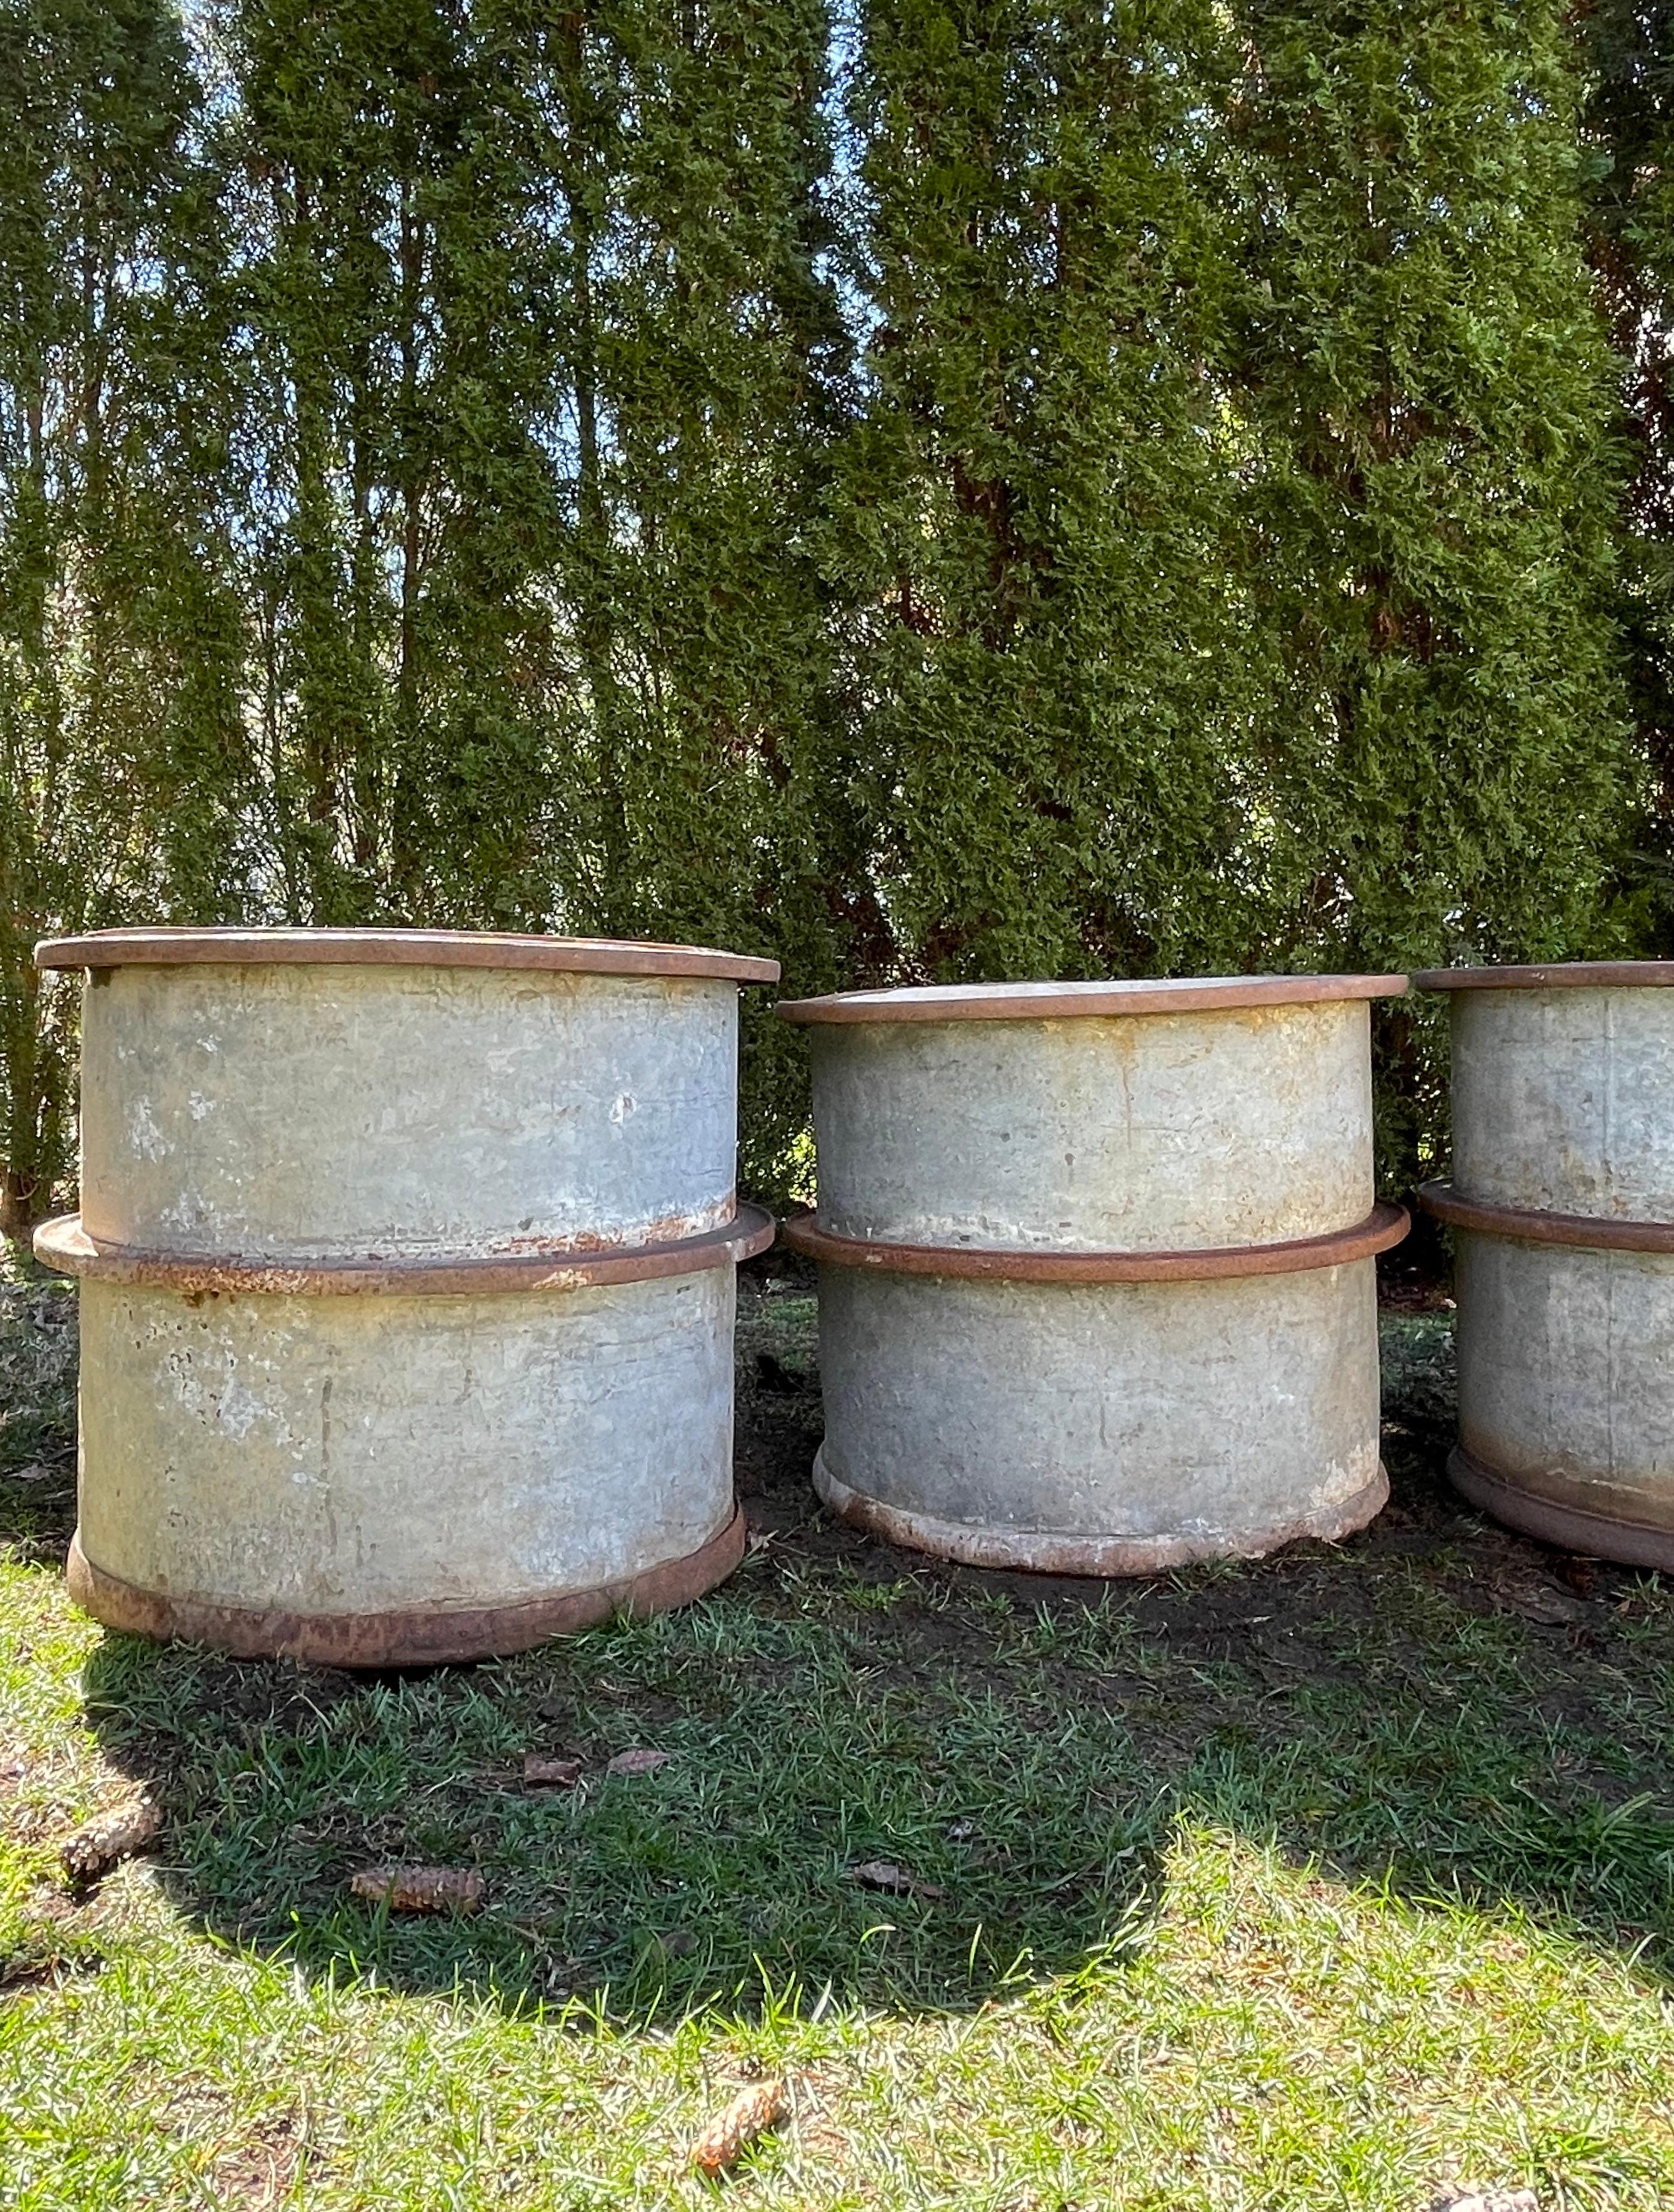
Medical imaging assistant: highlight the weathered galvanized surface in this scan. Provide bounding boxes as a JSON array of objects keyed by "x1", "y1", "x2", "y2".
[
  {"x1": 782, "y1": 974, "x2": 1407, "y2": 1570},
  {"x1": 798, "y1": 998, "x2": 1377, "y2": 1251},
  {"x1": 69, "y1": 1267, "x2": 746, "y2": 1659},
  {"x1": 811, "y1": 1262, "x2": 1387, "y2": 1572},
  {"x1": 61, "y1": 955, "x2": 743, "y2": 1260},
  {"x1": 1418, "y1": 965, "x2": 1674, "y2": 1566},
  {"x1": 1449, "y1": 1235, "x2": 1674, "y2": 1568},
  {"x1": 36, "y1": 929, "x2": 777, "y2": 1659},
  {"x1": 1429, "y1": 973, "x2": 1674, "y2": 1220}
]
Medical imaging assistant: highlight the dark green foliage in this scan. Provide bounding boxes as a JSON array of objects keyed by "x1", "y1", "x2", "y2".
[
  {"x1": 0, "y1": 0, "x2": 245, "y2": 1232},
  {"x1": 1226, "y1": 0, "x2": 1644, "y2": 1174},
  {"x1": 830, "y1": 0, "x2": 1269, "y2": 982},
  {"x1": 1580, "y1": 0, "x2": 1674, "y2": 919},
  {"x1": 0, "y1": 0, "x2": 1652, "y2": 1213}
]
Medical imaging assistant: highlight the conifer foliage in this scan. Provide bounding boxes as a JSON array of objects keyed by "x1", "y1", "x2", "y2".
[{"x1": 0, "y1": 0, "x2": 1652, "y2": 1214}]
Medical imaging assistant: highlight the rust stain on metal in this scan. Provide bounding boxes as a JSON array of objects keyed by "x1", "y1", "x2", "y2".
[
  {"x1": 64, "y1": 1506, "x2": 748, "y2": 1668},
  {"x1": 489, "y1": 1206, "x2": 720, "y2": 1259},
  {"x1": 782, "y1": 1202, "x2": 1408, "y2": 1283},
  {"x1": 1417, "y1": 1180, "x2": 1674, "y2": 1253},
  {"x1": 778, "y1": 973, "x2": 1408, "y2": 1025},
  {"x1": 35, "y1": 926, "x2": 780, "y2": 985},
  {"x1": 34, "y1": 1205, "x2": 775, "y2": 1298}
]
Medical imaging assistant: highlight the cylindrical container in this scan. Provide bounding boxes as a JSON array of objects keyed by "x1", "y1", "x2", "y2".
[
  {"x1": 34, "y1": 928, "x2": 777, "y2": 1664},
  {"x1": 1417, "y1": 961, "x2": 1674, "y2": 1569},
  {"x1": 779, "y1": 976, "x2": 1409, "y2": 1572}
]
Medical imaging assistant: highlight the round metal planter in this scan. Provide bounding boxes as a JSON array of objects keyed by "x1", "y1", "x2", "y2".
[
  {"x1": 779, "y1": 976, "x2": 1409, "y2": 1573},
  {"x1": 1417, "y1": 961, "x2": 1674, "y2": 1569},
  {"x1": 34, "y1": 929, "x2": 778, "y2": 1664}
]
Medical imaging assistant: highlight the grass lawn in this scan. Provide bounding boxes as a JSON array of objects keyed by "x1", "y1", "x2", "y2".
[{"x1": 2, "y1": 1255, "x2": 1672, "y2": 2209}]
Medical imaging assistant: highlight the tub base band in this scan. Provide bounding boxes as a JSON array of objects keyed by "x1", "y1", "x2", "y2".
[
  {"x1": 1447, "y1": 1447, "x2": 1674, "y2": 1573},
  {"x1": 65, "y1": 1506, "x2": 747, "y2": 1667},
  {"x1": 812, "y1": 1447, "x2": 1388, "y2": 1576}
]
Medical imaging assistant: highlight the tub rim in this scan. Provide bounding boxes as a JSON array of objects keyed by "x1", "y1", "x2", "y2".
[
  {"x1": 1417, "y1": 1180, "x2": 1674, "y2": 1252},
  {"x1": 776, "y1": 973, "x2": 1407, "y2": 1024},
  {"x1": 35, "y1": 926, "x2": 778, "y2": 985},
  {"x1": 65, "y1": 1507, "x2": 747, "y2": 1667},
  {"x1": 1414, "y1": 961, "x2": 1674, "y2": 991},
  {"x1": 814, "y1": 1450, "x2": 1389, "y2": 1574},
  {"x1": 781, "y1": 1200, "x2": 1406, "y2": 1281},
  {"x1": 34, "y1": 1203, "x2": 775, "y2": 1295}
]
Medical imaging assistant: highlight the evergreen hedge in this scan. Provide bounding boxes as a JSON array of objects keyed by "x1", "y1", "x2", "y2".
[{"x1": 0, "y1": 0, "x2": 1655, "y2": 1222}]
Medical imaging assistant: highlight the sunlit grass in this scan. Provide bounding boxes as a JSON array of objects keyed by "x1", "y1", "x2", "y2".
[{"x1": 2, "y1": 1289, "x2": 1673, "y2": 2207}]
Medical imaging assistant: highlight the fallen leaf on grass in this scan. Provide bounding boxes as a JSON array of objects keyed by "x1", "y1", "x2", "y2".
[
  {"x1": 61, "y1": 1799, "x2": 160, "y2": 1879},
  {"x1": 348, "y1": 1864, "x2": 484, "y2": 1914},
  {"x1": 523, "y1": 1754, "x2": 583, "y2": 1788},
  {"x1": 848, "y1": 1859, "x2": 946, "y2": 1900},
  {"x1": 1431, "y1": 2192, "x2": 1539, "y2": 2212},
  {"x1": 606, "y1": 1748, "x2": 669, "y2": 1778},
  {"x1": 690, "y1": 2077, "x2": 787, "y2": 2176},
  {"x1": 1494, "y1": 1581, "x2": 1585, "y2": 1627}
]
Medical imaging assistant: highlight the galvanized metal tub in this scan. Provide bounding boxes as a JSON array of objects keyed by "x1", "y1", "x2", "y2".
[
  {"x1": 34, "y1": 928, "x2": 778, "y2": 1663},
  {"x1": 58, "y1": 928, "x2": 760, "y2": 1261},
  {"x1": 779, "y1": 976, "x2": 1409, "y2": 1572},
  {"x1": 1418, "y1": 961, "x2": 1674, "y2": 1568}
]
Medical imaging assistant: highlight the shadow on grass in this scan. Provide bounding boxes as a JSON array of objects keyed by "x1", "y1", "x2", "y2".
[{"x1": 41, "y1": 1298, "x2": 1674, "y2": 2022}]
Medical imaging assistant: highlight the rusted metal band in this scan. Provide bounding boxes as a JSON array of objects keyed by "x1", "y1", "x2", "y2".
[
  {"x1": 1414, "y1": 961, "x2": 1674, "y2": 992},
  {"x1": 1448, "y1": 1448, "x2": 1674, "y2": 1571},
  {"x1": 65, "y1": 1506, "x2": 747, "y2": 1667},
  {"x1": 34, "y1": 1203, "x2": 775, "y2": 1296},
  {"x1": 1417, "y1": 1181, "x2": 1674, "y2": 1254},
  {"x1": 813, "y1": 1448, "x2": 1390, "y2": 1573},
  {"x1": 781, "y1": 1201, "x2": 1407, "y2": 1283},
  {"x1": 778, "y1": 973, "x2": 1408, "y2": 1024},
  {"x1": 35, "y1": 927, "x2": 779, "y2": 985}
]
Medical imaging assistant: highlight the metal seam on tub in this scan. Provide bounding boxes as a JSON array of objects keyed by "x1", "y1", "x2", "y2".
[
  {"x1": 34, "y1": 1202, "x2": 776, "y2": 1295},
  {"x1": 781, "y1": 1200, "x2": 1408, "y2": 1283},
  {"x1": 1417, "y1": 1180, "x2": 1674, "y2": 1253},
  {"x1": 1414, "y1": 962, "x2": 1674, "y2": 991},
  {"x1": 776, "y1": 974, "x2": 1410, "y2": 1024},
  {"x1": 34, "y1": 926, "x2": 780, "y2": 985},
  {"x1": 64, "y1": 1507, "x2": 749, "y2": 1667}
]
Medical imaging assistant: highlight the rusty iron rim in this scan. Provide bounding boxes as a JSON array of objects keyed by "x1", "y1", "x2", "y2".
[
  {"x1": 1414, "y1": 961, "x2": 1674, "y2": 991},
  {"x1": 777, "y1": 973, "x2": 1408, "y2": 1024},
  {"x1": 1448, "y1": 1447, "x2": 1674, "y2": 1570},
  {"x1": 1417, "y1": 1181, "x2": 1674, "y2": 1254},
  {"x1": 812, "y1": 1448, "x2": 1389, "y2": 1575},
  {"x1": 34, "y1": 1203, "x2": 775, "y2": 1296},
  {"x1": 65, "y1": 1507, "x2": 747, "y2": 1667},
  {"x1": 35, "y1": 926, "x2": 779, "y2": 985},
  {"x1": 781, "y1": 1201, "x2": 1407, "y2": 1283}
]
